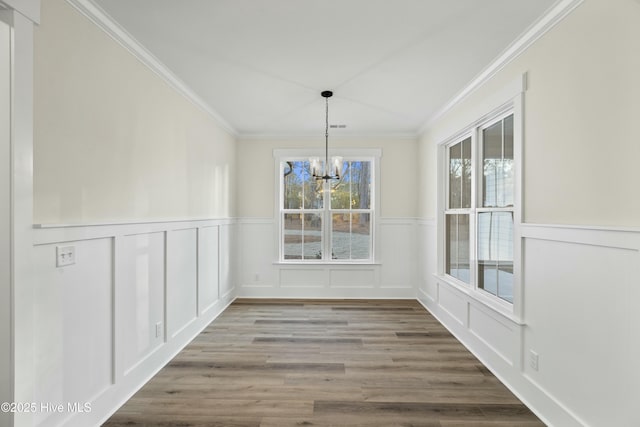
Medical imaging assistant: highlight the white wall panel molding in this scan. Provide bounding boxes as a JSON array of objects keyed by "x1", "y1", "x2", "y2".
[
  {"x1": 243, "y1": 286, "x2": 416, "y2": 300},
  {"x1": 63, "y1": 0, "x2": 236, "y2": 136},
  {"x1": 418, "y1": 222, "x2": 640, "y2": 427},
  {"x1": 521, "y1": 224, "x2": 640, "y2": 427},
  {"x1": 198, "y1": 226, "x2": 220, "y2": 315},
  {"x1": 417, "y1": 220, "x2": 437, "y2": 303},
  {"x1": 89, "y1": 295, "x2": 236, "y2": 427},
  {"x1": 33, "y1": 217, "x2": 235, "y2": 245},
  {"x1": 31, "y1": 238, "x2": 114, "y2": 427},
  {"x1": 378, "y1": 217, "x2": 420, "y2": 225},
  {"x1": 117, "y1": 232, "x2": 165, "y2": 377},
  {"x1": 28, "y1": 219, "x2": 237, "y2": 427},
  {"x1": 166, "y1": 229, "x2": 198, "y2": 339},
  {"x1": 419, "y1": 0, "x2": 584, "y2": 134},
  {"x1": 521, "y1": 222, "x2": 640, "y2": 249},
  {"x1": 378, "y1": 219, "x2": 417, "y2": 289},
  {"x1": 330, "y1": 268, "x2": 378, "y2": 288},
  {"x1": 417, "y1": 288, "x2": 573, "y2": 427},
  {"x1": 468, "y1": 303, "x2": 517, "y2": 367},
  {"x1": 219, "y1": 223, "x2": 236, "y2": 300},
  {"x1": 436, "y1": 284, "x2": 467, "y2": 327},
  {"x1": 237, "y1": 218, "x2": 418, "y2": 299}
]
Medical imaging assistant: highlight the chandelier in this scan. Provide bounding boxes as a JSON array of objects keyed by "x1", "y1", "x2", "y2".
[{"x1": 310, "y1": 90, "x2": 343, "y2": 181}]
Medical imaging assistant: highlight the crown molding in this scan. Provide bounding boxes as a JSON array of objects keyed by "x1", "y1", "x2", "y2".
[
  {"x1": 418, "y1": 0, "x2": 585, "y2": 135},
  {"x1": 63, "y1": 0, "x2": 584, "y2": 141},
  {"x1": 238, "y1": 132, "x2": 418, "y2": 142},
  {"x1": 65, "y1": 0, "x2": 238, "y2": 136}
]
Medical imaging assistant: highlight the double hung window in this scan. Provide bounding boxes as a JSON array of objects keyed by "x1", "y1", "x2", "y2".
[
  {"x1": 478, "y1": 115, "x2": 514, "y2": 302},
  {"x1": 279, "y1": 157, "x2": 375, "y2": 262},
  {"x1": 443, "y1": 111, "x2": 517, "y2": 305}
]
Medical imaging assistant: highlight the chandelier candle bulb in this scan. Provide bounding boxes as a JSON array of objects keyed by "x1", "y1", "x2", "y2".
[
  {"x1": 310, "y1": 157, "x2": 321, "y2": 177},
  {"x1": 333, "y1": 156, "x2": 343, "y2": 178}
]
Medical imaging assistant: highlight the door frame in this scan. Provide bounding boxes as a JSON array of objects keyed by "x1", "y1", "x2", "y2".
[
  {"x1": 0, "y1": 11, "x2": 13, "y2": 427},
  {"x1": 0, "y1": 2, "x2": 38, "y2": 426}
]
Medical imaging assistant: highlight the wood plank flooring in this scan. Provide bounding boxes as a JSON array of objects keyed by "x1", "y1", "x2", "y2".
[{"x1": 103, "y1": 299, "x2": 544, "y2": 426}]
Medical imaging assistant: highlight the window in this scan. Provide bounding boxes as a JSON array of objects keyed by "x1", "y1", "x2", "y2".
[
  {"x1": 443, "y1": 111, "x2": 517, "y2": 305},
  {"x1": 478, "y1": 115, "x2": 514, "y2": 302},
  {"x1": 445, "y1": 136, "x2": 472, "y2": 283},
  {"x1": 279, "y1": 156, "x2": 375, "y2": 262}
]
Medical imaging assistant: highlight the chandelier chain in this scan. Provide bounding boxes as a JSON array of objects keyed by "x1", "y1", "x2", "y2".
[
  {"x1": 325, "y1": 95, "x2": 329, "y2": 174},
  {"x1": 312, "y1": 90, "x2": 341, "y2": 182}
]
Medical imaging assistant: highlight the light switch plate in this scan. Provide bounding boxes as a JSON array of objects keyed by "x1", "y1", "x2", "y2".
[{"x1": 56, "y1": 245, "x2": 76, "y2": 267}]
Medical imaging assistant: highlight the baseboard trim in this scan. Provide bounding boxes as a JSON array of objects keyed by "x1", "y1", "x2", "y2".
[
  {"x1": 93, "y1": 295, "x2": 237, "y2": 427},
  {"x1": 417, "y1": 289, "x2": 584, "y2": 427}
]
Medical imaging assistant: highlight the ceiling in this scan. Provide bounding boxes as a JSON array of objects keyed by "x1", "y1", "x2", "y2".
[{"x1": 91, "y1": 0, "x2": 558, "y2": 137}]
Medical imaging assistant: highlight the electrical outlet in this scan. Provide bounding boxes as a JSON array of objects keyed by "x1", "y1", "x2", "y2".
[
  {"x1": 254, "y1": 273, "x2": 260, "y2": 282},
  {"x1": 155, "y1": 322, "x2": 163, "y2": 338},
  {"x1": 529, "y1": 350, "x2": 539, "y2": 371},
  {"x1": 56, "y1": 245, "x2": 76, "y2": 267}
]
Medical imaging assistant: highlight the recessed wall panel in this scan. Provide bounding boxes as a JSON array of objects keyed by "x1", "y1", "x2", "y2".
[
  {"x1": 438, "y1": 283, "x2": 466, "y2": 326},
  {"x1": 32, "y1": 238, "x2": 113, "y2": 427},
  {"x1": 524, "y1": 236, "x2": 640, "y2": 427},
  {"x1": 280, "y1": 268, "x2": 325, "y2": 288},
  {"x1": 198, "y1": 226, "x2": 219, "y2": 313},
  {"x1": 238, "y1": 221, "x2": 276, "y2": 288},
  {"x1": 330, "y1": 269, "x2": 376, "y2": 288},
  {"x1": 379, "y1": 223, "x2": 414, "y2": 288},
  {"x1": 120, "y1": 232, "x2": 165, "y2": 374},
  {"x1": 166, "y1": 229, "x2": 197, "y2": 338},
  {"x1": 219, "y1": 224, "x2": 236, "y2": 297},
  {"x1": 469, "y1": 304, "x2": 515, "y2": 365}
]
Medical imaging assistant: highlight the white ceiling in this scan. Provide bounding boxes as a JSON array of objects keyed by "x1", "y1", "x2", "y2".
[{"x1": 91, "y1": 0, "x2": 558, "y2": 137}]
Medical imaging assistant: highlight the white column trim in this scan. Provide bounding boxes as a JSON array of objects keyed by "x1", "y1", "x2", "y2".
[
  {"x1": 0, "y1": 0, "x2": 40, "y2": 23},
  {"x1": 7, "y1": 6, "x2": 36, "y2": 427}
]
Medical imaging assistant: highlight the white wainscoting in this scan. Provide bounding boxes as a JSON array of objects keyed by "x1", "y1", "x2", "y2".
[
  {"x1": 29, "y1": 217, "x2": 639, "y2": 426},
  {"x1": 418, "y1": 221, "x2": 640, "y2": 427},
  {"x1": 237, "y1": 218, "x2": 417, "y2": 299},
  {"x1": 198, "y1": 226, "x2": 220, "y2": 314},
  {"x1": 118, "y1": 232, "x2": 165, "y2": 376},
  {"x1": 520, "y1": 224, "x2": 640, "y2": 427},
  {"x1": 30, "y1": 218, "x2": 237, "y2": 427},
  {"x1": 417, "y1": 219, "x2": 438, "y2": 303}
]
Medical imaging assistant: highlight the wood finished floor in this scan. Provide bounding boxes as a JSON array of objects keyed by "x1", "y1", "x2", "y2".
[{"x1": 103, "y1": 299, "x2": 545, "y2": 426}]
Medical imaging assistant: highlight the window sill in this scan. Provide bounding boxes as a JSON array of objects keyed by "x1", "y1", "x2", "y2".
[
  {"x1": 274, "y1": 261, "x2": 381, "y2": 266},
  {"x1": 434, "y1": 274, "x2": 524, "y2": 325}
]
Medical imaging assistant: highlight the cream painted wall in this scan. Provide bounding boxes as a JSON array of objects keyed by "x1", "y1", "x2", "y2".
[
  {"x1": 34, "y1": 0, "x2": 236, "y2": 224},
  {"x1": 417, "y1": 131, "x2": 438, "y2": 220},
  {"x1": 237, "y1": 137, "x2": 418, "y2": 218},
  {"x1": 419, "y1": 0, "x2": 640, "y2": 226}
]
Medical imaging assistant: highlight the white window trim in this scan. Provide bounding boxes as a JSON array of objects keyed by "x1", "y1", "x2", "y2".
[
  {"x1": 443, "y1": 132, "x2": 475, "y2": 287},
  {"x1": 273, "y1": 148, "x2": 381, "y2": 265},
  {"x1": 436, "y1": 88, "x2": 524, "y2": 323}
]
